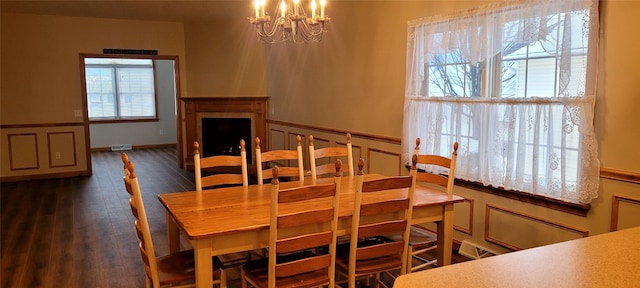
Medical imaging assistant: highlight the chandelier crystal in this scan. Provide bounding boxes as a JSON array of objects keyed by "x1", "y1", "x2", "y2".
[{"x1": 249, "y1": 0, "x2": 330, "y2": 43}]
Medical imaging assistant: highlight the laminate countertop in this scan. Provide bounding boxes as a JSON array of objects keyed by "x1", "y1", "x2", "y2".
[{"x1": 394, "y1": 226, "x2": 640, "y2": 288}]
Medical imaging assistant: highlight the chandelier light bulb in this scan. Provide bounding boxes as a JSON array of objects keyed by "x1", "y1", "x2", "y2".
[
  {"x1": 280, "y1": 1, "x2": 286, "y2": 18},
  {"x1": 254, "y1": 0, "x2": 260, "y2": 18}
]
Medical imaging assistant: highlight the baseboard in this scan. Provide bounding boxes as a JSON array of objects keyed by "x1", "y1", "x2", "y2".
[
  {"x1": 91, "y1": 143, "x2": 176, "y2": 152},
  {"x1": 1, "y1": 170, "x2": 91, "y2": 183}
]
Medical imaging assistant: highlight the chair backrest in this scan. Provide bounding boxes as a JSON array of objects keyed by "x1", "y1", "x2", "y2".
[
  {"x1": 267, "y1": 161, "x2": 342, "y2": 287},
  {"x1": 347, "y1": 157, "x2": 418, "y2": 284},
  {"x1": 194, "y1": 139, "x2": 248, "y2": 190},
  {"x1": 412, "y1": 138, "x2": 458, "y2": 197},
  {"x1": 309, "y1": 133, "x2": 354, "y2": 182},
  {"x1": 255, "y1": 135, "x2": 304, "y2": 184},
  {"x1": 122, "y1": 157, "x2": 161, "y2": 287}
]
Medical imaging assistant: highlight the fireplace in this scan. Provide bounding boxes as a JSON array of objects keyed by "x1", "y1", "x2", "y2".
[
  {"x1": 198, "y1": 114, "x2": 253, "y2": 163},
  {"x1": 181, "y1": 97, "x2": 268, "y2": 170}
]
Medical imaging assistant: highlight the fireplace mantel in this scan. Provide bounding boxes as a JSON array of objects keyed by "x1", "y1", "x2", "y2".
[{"x1": 181, "y1": 97, "x2": 269, "y2": 169}]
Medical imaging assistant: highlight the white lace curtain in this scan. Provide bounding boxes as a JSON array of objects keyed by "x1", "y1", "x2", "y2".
[{"x1": 403, "y1": 0, "x2": 600, "y2": 204}]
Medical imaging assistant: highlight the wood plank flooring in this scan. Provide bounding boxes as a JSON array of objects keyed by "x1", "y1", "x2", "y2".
[
  {"x1": 1, "y1": 148, "x2": 194, "y2": 288},
  {"x1": 1, "y1": 147, "x2": 469, "y2": 288}
]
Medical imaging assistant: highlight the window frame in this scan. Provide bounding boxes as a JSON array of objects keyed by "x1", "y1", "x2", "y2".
[
  {"x1": 404, "y1": 0, "x2": 600, "y2": 205},
  {"x1": 81, "y1": 55, "x2": 159, "y2": 123}
]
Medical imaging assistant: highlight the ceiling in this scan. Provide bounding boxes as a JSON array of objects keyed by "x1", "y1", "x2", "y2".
[{"x1": 0, "y1": 0, "x2": 252, "y2": 22}]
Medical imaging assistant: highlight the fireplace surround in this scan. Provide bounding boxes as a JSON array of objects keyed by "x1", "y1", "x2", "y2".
[{"x1": 181, "y1": 97, "x2": 268, "y2": 170}]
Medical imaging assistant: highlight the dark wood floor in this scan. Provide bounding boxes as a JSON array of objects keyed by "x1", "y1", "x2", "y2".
[{"x1": 1, "y1": 147, "x2": 470, "y2": 288}]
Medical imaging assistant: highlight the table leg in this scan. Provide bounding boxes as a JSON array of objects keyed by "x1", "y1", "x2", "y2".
[
  {"x1": 166, "y1": 212, "x2": 180, "y2": 253},
  {"x1": 437, "y1": 203, "x2": 454, "y2": 266},
  {"x1": 194, "y1": 240, "x2": 213, "y2": 288}
]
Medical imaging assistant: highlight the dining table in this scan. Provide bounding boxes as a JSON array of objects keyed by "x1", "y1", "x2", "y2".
[
  {"x1": 393, "y1": 226, "x2": 640, "y2": 288},
  {"x1": 158, "y1": 174, "x2": 465, "y2": 288}
]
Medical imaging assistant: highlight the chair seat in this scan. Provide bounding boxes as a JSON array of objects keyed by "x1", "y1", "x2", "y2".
[
  {"x1": 243, "y1": 251, "x2": 330, "y2": 288},
  {"x1": 408, "y1": 226, "x2": 437, "y2": 248},
  {"x1": 335, "y1": 238, "x2": 403, "y2": 275},
  {"x1": 156, "y1": 249, "x2": 224, "y2": 286},
  {"x1": 385, "y1": 226, "x2": 437, "y2": 249}
]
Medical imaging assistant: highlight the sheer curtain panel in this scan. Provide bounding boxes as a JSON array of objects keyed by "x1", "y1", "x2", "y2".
[{"x1": 403, "y1": 0, "x2": 599, "y2": 204}]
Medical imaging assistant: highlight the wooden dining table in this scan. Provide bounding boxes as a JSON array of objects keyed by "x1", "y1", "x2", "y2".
[
  {"x1": 393, "y1": 226, "x2": 640, "y2": 288},
  {"x1": 158, "y1": 174, "x2": 465, "y2": 288}
]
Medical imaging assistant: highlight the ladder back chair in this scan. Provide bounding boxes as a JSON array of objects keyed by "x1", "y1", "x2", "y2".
[
  {"x1": 121, "y1": 155, "x2": 227, "y2": 288},
  {"x1": 309, "y1": 133, "x2": 354, "y2": 182},
  {"x1": 194, "y1": 139, "x2": 248, "y2": 190},
  {"x1": 335, "y1": 157, "x2": 418, "y2": 288},
  {"x1": 240, "y1": 160, "x2": 343, "y2": 288},
  {"x1": 403, "y1": 138, "x2": 458, "y2": 273},
  {"x1": 194, "y1": 140, "x2": 254, "y2": 266},
  {"x1": 255, "y1": 135, "x2": 305, "y2": 184}
]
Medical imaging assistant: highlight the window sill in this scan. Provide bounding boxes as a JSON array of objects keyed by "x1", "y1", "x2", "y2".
[
  {"x1": 89, "y1": 117, "x2": 158, "y2": 124},
  {"x1": 454, "y1": 179, "x2": 590, "y2": 217},
  {"x1": 405, "y1": 164, "x2": 590, "y2": 217}
]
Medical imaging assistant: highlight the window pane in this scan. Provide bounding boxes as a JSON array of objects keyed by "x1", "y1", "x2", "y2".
[
  {"x1": 427, "y1": 50, "x2": 481, "y2": 97},
  {"x1": 85, "y1": 67, "x2": 116, "y2": 118},
  {"x1": 116, "y1": 67, "x2": 155, "y2": 117},
  {"x1": 526, "y1": 57, "x2": 558, "y2": 97},
  {"x1": 501, "y1": 60, "x2": 520, "y2": 97},
  {"x1": 428, "y1": 64, "x2": 447, "y2": 96}
]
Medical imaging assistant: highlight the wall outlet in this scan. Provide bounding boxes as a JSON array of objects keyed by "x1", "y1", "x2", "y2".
[
  {"x1": 55, "y1": 152, "x2": 61, "y2": 159},
  {"x1": 74, "y1": 110, "x2": 82, "y2": 117},
  {"x1": 159, "y1": 129, "x2": 163, "y2": 135}
]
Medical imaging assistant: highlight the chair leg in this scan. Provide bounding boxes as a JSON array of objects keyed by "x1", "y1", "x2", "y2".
[
  {"x1": 219, "y1": 269, "x2": 227, "y2": 288},
  {"x1": 240, "y1": 267, "x2": 248, "y2": 288},
  {"x1": 406, "y1": 247, "x2": 413, "y2": 274}
]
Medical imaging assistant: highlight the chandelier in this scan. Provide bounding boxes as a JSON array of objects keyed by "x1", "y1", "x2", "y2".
[{"x1": 249, "y1": 0, "x2": 330, "y2": 43}]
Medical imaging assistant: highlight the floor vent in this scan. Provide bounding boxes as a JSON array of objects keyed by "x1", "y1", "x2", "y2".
[
  {"x1": 111, "y1": 144, "x2": 133, "y2": 151},
  {"x1": 458, "y1": 240, "x2": 500, "y2": 259}
]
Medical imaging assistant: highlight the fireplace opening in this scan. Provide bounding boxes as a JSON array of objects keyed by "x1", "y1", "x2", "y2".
[{"x1": 200, "y1": 117, "x2": 253, "y2": 164}]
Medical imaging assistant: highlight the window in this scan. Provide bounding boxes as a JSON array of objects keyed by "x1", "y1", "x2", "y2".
[
  {"x1": 84, "y1": 58, "x2": 157, "y2": 121},
  {"x1": 404, "y1": 0, "x2": 599, "y2": 204}
]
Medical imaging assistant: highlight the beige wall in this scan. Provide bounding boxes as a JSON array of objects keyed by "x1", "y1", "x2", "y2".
[
  {"x1": 1, "y1": 13, "x2": 187, "y2": 124},
  {"x1": 184, "y1": 19, "x2": 266, "y2": 97},
  {"x1": 596, "y1": 0, "x2": 640, "y2": 172}
]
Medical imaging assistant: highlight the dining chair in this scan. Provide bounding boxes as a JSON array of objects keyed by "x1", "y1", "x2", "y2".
[
  {"x1": 122, "y1": 155, "x2": 227, "y2": 288},
  {"x1": 240, "y1": 160, "x2": 343, "y2": 288},
  {"x1": 402, "y1": 138, "x2": 458, "y2": 273},
  {"x1": 309, "y1": 133, "x2": 354, "y2": 182},
  {"x1": 255, "y1": 135, "x2": 305, "y2": 184},
  {"x1": 335, "y1": 157, "x2": 418, "y2": 288},
  {"x1": 194, "y1": 140, "x2": 248, "y2": 190},
  {"x1": 194, "y1": 140, "x2": 257, "y2": 266}
]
